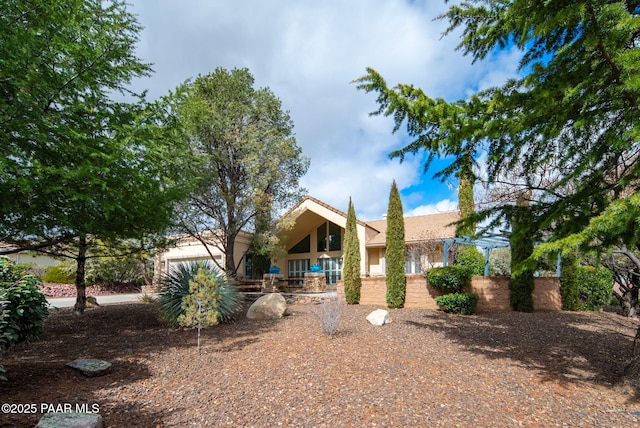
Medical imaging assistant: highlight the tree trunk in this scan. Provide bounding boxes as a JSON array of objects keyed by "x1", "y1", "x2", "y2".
[
  {"x1": 73, "y1": 235, "x2": 88, "y2": 315},
  {"x1": 225, "y1": 234, "x2": 237, "y2": 278},
  {"x1": 620, "y1": 287, "x2": 640, "y2": 317},
  {"x1": 140, "y1": 257, "x2": 152, "y2": 287},
  {"x1": 623, "y1": 326, "x2": 640, "y2": 382}
]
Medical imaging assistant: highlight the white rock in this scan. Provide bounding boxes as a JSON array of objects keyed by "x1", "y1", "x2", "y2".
[
  {"x1": 366, "y1": 309, "x2": 390, "y2": 326},
  {"x1": 66, "y1": 359, "x2": 112, "y2": 377},
  {"x1": 36, "y1": 412, "x2": 103, "y2": 428},
  {"x1": 246, "y1": 293, "x2": 287, "y2": 320}
]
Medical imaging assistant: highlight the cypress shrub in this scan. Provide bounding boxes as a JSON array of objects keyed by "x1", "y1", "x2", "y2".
[
  {"x1": 509, "y1": 205, "x2": 535, "y2": 312},
  {"x1": 342, "y1": 198, "x2": 362, "y2": 304},
  {"x1": 385, "y1": 180, "x2": 406, "y2": 309},
  {"x1": 560, "y1": 253, "x2": 581, "y2": 311}
]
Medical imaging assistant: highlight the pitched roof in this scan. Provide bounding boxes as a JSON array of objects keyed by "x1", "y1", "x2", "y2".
[
  {"x1": 365, "y1": 211, "x2": 460, "y2": 247},
  {"x1": 282, "y1": 195, "x2": 460, "y2": 247},
  {"x1": 284, "y1": 195, "x2": 369, "y2": 228}
]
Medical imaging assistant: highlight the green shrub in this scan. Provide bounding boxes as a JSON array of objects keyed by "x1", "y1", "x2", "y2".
[
  {"x1": 435, "y1": 293, "x2": 479, "y2": 315},
  {"x1": 0, "y1": 258, "x2": 49, "y2": 380},
  {"x1": 577, "y1": 266, "x2": 613, "y2": 311},
  {"x1": 426, "y1": 266, "x2": 473, "y2": 293},
  {"x1": 42, "y1": 264, "x2": 75, "y2": 284},
  {"x1": 157, "y1": 261, "x2": 243, "y2": 327},
  {"x1": 85, "y1": 256, "x2": 148, "y2": 286},
  {"x1": 456, "y1": 246, "x2": 485, "y2": 276},
  {"x1": 489, "y1": 247, "x2": 511, "y2": 276}
]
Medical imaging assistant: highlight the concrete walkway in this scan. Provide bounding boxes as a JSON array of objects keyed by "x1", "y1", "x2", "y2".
[
  {"x1": 47, "y1": 291, "x2": 338, "y2": 309},
  {"x1": 46, "y1": 293, "x2": 146, "y2": 309}
]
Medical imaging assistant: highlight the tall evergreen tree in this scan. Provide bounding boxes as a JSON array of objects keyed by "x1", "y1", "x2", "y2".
[
  {"x1": 354, "y1": 0, "x2": 640, "y2": 300},
  {"x1": 455, "y1": 154, "x2": 485, "y2": 275},
  {"x1": 385, "y1": 181, "x2": 406, "y2": 309},
  {"x1": 343, "y1": 197, "x2": 362, "y2": 304},
  {"x1": 509, "y1": 200, "x2": 536, "y2": 312}
]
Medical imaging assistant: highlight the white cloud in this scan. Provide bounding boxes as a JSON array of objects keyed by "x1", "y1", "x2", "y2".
[
  {"x1": 405, "y1": 199, "x2": 459, "y2": 217},
  {"x1": 127, "y1": 0, "x2": 520, "y2": 220}
]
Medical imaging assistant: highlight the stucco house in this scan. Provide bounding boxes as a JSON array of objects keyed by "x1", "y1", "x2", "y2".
[{"x1": 157, "y1": 196, "x2": 460, "y2": 285}]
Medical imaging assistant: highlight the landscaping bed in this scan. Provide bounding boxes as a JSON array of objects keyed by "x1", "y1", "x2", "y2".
[
  {"x1": 39, "y1": 283, "x2": 142, "y2": 298},
  {"x1": 1, "y1": 301, "x2": 640, "y2": 426}
]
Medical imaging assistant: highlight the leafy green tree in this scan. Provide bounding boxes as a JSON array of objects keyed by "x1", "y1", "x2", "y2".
[
  {"x1": 385, "y1": 181, "x2": 406, "y2": 308},
  {"x1": 343, "y1": 197, "x2": 362, "y2": 304},
  {"x1": 0, "y1": 0, "x2": 191, "y2": 313},
  {"x1": 173, "y1": 67, "x2": 309, "y2": 277}
]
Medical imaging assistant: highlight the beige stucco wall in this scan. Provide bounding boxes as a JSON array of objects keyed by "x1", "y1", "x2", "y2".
[
  {"x1": 366, "y1": 248, "x2": 384, "y2": 275},
  {"x1": 6, "y1": 252, "x2": 61, "y2": 267},
  {"x1": 158, "y1": 232, "x2": 252, "y2": 278},
  {"x1": 279, "y1": 197, "x2": 370, "y2": 275}
]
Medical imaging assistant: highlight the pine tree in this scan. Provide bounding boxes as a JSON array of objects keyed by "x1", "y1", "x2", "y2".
[
  {"x1": 178, "y1": 268, "x2": 222, "y2": 354},
  {"x1": 385, "y1": 181, "x2": 406, "y2": 308},
  {"x1": 343, "y1": 198, "x2": 362, "y2": 304}
]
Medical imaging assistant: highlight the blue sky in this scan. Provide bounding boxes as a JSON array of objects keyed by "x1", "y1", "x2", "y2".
[{"x1": 126, "y1": 0, "x2": 522, "y2": 220}]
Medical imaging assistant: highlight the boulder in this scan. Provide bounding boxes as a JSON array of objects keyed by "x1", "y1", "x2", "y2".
[
  {"x1": 366, "y1": 309, "x2": 390, "y2": 326},
  {"x1": 66, "y1": 359, "x2": 112, "y2": 377},
  {"x1": 36, "y1": 412, "x2": 103, "y2": 428},
  {"x1": 86, "y1": 296, "x2": 100, "y2": 308},
  {"x1": 246, "y1": 293, "x2": 287, "y2": 320}
]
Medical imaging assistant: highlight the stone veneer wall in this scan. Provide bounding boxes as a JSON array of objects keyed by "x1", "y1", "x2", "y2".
[{"x1": 337, "y1": 274, "x2": 562, "y2": 312}]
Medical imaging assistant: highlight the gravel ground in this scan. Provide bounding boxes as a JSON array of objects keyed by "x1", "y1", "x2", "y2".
[{"x1": 2, "y1": 298, "x2": 640, "y2": 427}]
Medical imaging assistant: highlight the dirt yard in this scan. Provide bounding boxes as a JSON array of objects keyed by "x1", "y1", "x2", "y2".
[{"x1": 2, "y1": 298, "x2": 640, "y2": 427}]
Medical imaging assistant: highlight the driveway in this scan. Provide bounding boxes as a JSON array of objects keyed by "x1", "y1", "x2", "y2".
[{"x1": 46, "y1": 293, "x2": 145, "y2": 308}]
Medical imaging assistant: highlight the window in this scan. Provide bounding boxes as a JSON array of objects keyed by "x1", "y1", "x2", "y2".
[
  {"x1": 288, "y1": 234, "x2": 311, "y2": 254},
  {"x1": 405, "y1": 250, "x2": 423, "y2": 274},
  {"x1": 328, "y1": 222, "x2": 342, "y2": 251},
  {"x1": 317, "y1": 223, "x2": 327, "y2": 252},
  {"x1": 245, "y1": 254, "x2": 252, "y2": 279},
  {"x1": 317, "y1": 221, "x2": 342, "y2": 252},
  {"x1": 288, "y1": 259, "x2": 310, "y2": 278},
  {"x1": 317, "y1": 257, "x2": 342, "y2": 285}
]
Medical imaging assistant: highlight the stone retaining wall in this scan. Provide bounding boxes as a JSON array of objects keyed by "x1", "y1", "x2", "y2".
[{"x1": 337, "y1": 274, "x2": 562, "y2": 312}]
